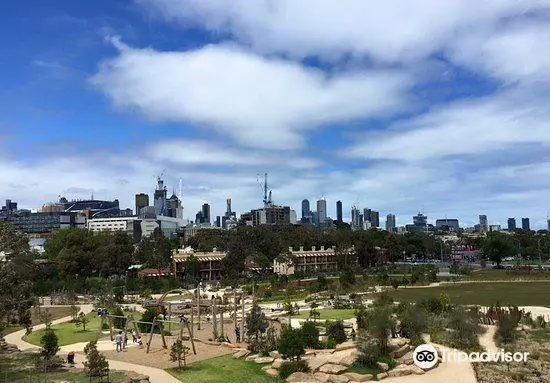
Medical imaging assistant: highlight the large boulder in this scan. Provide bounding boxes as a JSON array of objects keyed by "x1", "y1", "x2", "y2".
[
  {"x1": 319, "y1": 364, "x2": 348, "y2": 375},
  {"x1": 334, "y1": 349, "x2": 359, "y2": 367},
  {"x1": 305, "y1": 355, "x2": 331, "y2": 372},
  {"x1": 245, "y1": 354, "x2": 258, "y2": 361},
  {"x1": 397, "y1": 351, "x2": 414, "y2": 365},
  {"x1": 286, "y1": 372, "x2": 318, "y2": 382},
  {"x1": 343, "y1": 372, "x2": 373, "y2": 382},
  {"x1": 314, "y1": 372, "x2": 331, "y2": 383},
  {"x1": 272, "y1": 358, "x2": 285, "y2": 369},
  {"x1": 376, "y1": 372, "x2": 389, "y2": 380},
  {"x1": 265, "y1": 368, "x2": 279, "y2": 377},
  {"x1": 233, "y1": 350, "x2": 250, "y2": 359},
  {"x1": 387, "y1": 365, "x2": 413, "y2": 378},
  {"x1": 335, "y1": 341, "x2": 356, "y2": 352},
  {"x1": 391, "y1": 344, "x2": 410, "y2": 359},
  {"x1": 376, "y1": 362, "x2": 389, "y2": 372},
  {"x1": 328, "y1": 374, "x2": 349, "y2": 383},
  {"x1": 255, "y1": 356, "x2": 275, "y2": 364},
  {"x1": 388, "y1": 338, "x2": 408, "y2": 351}
]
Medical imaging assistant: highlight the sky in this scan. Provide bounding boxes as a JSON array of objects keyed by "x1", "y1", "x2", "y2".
[{"x1": 1, "y1": 0, "x2": 550, "y2": 229}]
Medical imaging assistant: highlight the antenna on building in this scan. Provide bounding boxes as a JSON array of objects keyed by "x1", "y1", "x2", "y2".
[{"x1": 178, "y1": 179, "x2": 183, "y2": 200}]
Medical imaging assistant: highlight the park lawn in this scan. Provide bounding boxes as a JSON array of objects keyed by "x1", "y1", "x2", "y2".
[
  {"x1": 3, "y1": 306, "x2": 77, "y2": 336},
  {"x1": 167, "y1": 354, "x2": 283, "y2": 383},
  {"x1": 466, "y1": 269, "x2": 550, "y2": 281},
  {"x1": 531, "y1": 328, "x2": 550, "y2": 343},
  {"x1": 0, "y1": 352, "x2": 125, "y2": 382},
  {"x1": 294, "y1": 308, "x2": 356, "y2": 320},
  {"x1": 23, "y1": 312, "x2": 103, "y2": 346},
  {"x1": 387, "y1": 281, "x2": 550, "y2": 306}
]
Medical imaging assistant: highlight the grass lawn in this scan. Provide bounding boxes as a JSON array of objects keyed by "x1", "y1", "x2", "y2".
[
  {"x1": 167, "y1": 354, "x2": 283, "y2": 383},
  {"x1": 23, "y1": 312, "x2": 103, "y2": 346},
  {"x1": 530, "y1": 328, "x2": 550, "y2": 343},
  {"x1": 3, "y1": 306, "x2": 77, "y2": 336},
  {"x1": 387, "y1": 281, "x2": 550, "y2": 306},
  {"x1": 466, "y1": 269, "x2": 550, "y2": 281},
  {"x1": 294, "y1": 308, "x2": 356, "y2": 320},
  {"x1": 0, "y1": 353, "x2": 125, "y2": 383}
]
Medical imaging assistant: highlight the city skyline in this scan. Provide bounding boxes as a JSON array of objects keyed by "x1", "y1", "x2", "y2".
[{"x1": 2, "y1": 2, "x2": 550, "y2": 229}]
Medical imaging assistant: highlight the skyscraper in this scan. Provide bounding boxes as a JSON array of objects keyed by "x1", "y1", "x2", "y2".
[
  {"x1": 371, "y1": 211, "x2": 380, "y2": 227},
  {"x1": 317, "y1": 199, "x2": 327, "y2": 224},
  {"x1": 202, "y1": 203, "x2": 211, "y2": 224},
  {"x1": 154, "y1": 177, "x2": 167, "y2": 216},
  {"x1": 386, "y1": 214, "x2": 396, "y2": 232},
  {"x1": 507, "y1": 218, "x2": 516, "y2": 232},
  {"x1": 479, "y1": 215, "x2": 488, "y2": 233},
  {"x1": 301, "y1": 199, "x2": 310, "y2": 219},
  {"x1": 336, "y1": 200, "x2": 343, "y2": 223},
  {"x1": 135, "y1": 193, "x2": 149, "y2": 216},
  {"x1": 351, "y1": 206, "x2": 361, "y2": 230},
  {"x1": 547, "y1": 219, "x2": 550, "y2": 232},
  {"x1": 522, "y1": 217, "x2": 530, "y2": 231}
]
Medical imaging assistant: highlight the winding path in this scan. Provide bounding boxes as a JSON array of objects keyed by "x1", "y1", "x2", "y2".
[{"x1": 4, "y1": 304, "x2": 180, "y2": 383}]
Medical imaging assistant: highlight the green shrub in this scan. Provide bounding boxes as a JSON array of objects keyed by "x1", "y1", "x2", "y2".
[
  {"x1": 279, "y1": 360, "x2": 310, "y2": 379},
  {"x1": 400, "y1": 305, "x2": 427, "y2": 339},
  {"x1": 356, "y1": 338, "x2": 380, "y2": 368},
  {"x1": 278, "y1": 327, "x2": 305, "y2": 361},
  {"x1": 496, "y1": 313, "x2": 518, "y2": 344},
  {"x1": 326, "y1": 320, "x2": 347, "y2": 344},
  {"x1": 300, "y1": 322, "x2": 320, "y2": 348}
]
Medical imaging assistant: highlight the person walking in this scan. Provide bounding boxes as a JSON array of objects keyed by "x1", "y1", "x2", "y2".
[
  {"x1": 131, "y1": 329, "x2": 137, "y2": 343},
  {"x1": 115, "y1": 331, "x2": 123, "y2": 352}
]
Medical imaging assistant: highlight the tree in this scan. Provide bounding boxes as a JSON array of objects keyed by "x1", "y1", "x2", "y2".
[
  {"x1": 300, "y1": 321, "x2": 320, "y2": 348},
  {"x1": 84, "y1": 341, "x2": 109, "y2": 380},
  {"x1": 70, "y1": 304, "x2": 79, "y2": 322},
  {"x1": 246, "y1": 302, "x2": 268, "y2": 341},
  {"x1": 496, "y1": 313, "x2": 519, "y2": 345},
  {"x1": 283, "y1": 298, "x2": 297, "y2": 326},
  {"x1": 365, "y1": 305, "x2": 395, "y2": 355},
  {"x1": 40, "y1": 327, "x2": 60, "y2": 361},
  {"x1": 484, "y1": 233, "x2": 515, "y2": 267},
  {"x1": 135, "y1": 228, "x2": 172, "y2": 274},
  {"x1": 170, "y1": 339, "x2": 191, "y2": 369},
  {"x1": 278, "y1": 327, "x2": 305, "y2": 361},
  {"x1": 400, "y1": 304, "x2": 427, "y2": 339},
  {"x1": 339, "y1": 265, "x2": 356, "y2": 290},
  {"x1": 76, "y1": 312, "x2": 90, "y2": 331},
  {"x1": 309, "y1": 302, "x2": 320, "y2": 322},
  {"x1": 182, "y1": 254, "x2": 200, "y2": 285}
]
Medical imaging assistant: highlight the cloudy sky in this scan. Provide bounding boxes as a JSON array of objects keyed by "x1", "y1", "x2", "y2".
[{"x1": 2, "y1": 0, "x2": 550, "y2": 228}]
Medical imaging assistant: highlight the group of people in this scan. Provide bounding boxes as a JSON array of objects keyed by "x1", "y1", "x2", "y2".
[{"x1": 114, "y1": 329, "x2": 143, "y2": 352}]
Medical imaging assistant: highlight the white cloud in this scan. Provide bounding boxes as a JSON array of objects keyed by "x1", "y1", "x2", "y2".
[
  {"x1": 136, "y1": 0, "x2": 548, "y2": 62},
  {"x1": 90, "y1": 40, "x2": 412, "y2": 148}
]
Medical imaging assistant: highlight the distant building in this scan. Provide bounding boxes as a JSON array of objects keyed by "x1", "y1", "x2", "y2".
[
  {"x1": 87, "y1": 215, "x2": 184, "y2": 242},
  {"x1": 317, "y1": 199, "x2": 327, "y2": 224},
  {"x1": 215, "y1": 216, "x2": 221, "y2": 227},
  {"x1": 386, "y1": 214, "x2": 396, "y2": 232},
  {"x1": 173, "y1": 246, "x2": 226, "y2": 281},
  {"x1": 522, "y1": 218, "x2": 531, "y2": 231},
  {"x1": 547, "y1": 219, "x2": 550, "y2": 232},
  {"x1": 336, "y1": 201, "x2": 343, "y2": 223},
  {"x1": 135, "y1": 193, "x2": 149, "y2": 216},
  {"x1": 182, "y1": 226, "x2": 223, "y2": 242},
  {"x1": 479, "y1": 215, "x2": 488, "y2": 233},
  {"x1": 273, "y1": 246, "x2": 351, "y2": 275},
  {"x1": 489, "y1": 225, "x2": 501, "y2": 232},
  {"x1": 290, "y1": 210, "x2": 297, "y2": 224},
  {"x1": 195, "y1": 203, "x2": 211, "y2": 226},
  {"x1": 435, "y1": 219, "x2": 460, "y2": 232},
  {"x1": 154, "y1": 177, "x2": 167, "y2": 216},
  {"x1": 351, "y1": 206, "x2": 361, "y2": 230},
  {"x1": 1, "y1": 199, "x2": 17, "y2": 213},
  {"x1": 301, "y1": 199, "x2": 310, "y2": 220},
  {"x1": 10, "y1": 211, "x2": 86, "y2": 234},
  {"x1": 507, "y1": 218, "x2": 516, "y2": 232},
  {"x1": 406, "y1": 213, "x2": 434, "y2": 232},
  {"x1": 371, "y1": 211, "x2": 380, "y2": 228}
]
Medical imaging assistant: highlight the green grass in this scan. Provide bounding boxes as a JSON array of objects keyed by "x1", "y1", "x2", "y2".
[
  {"x1": 167, "y1": 354, "x2": 283, "y2": 383},
  {"x1": 0, "y1": 353, "x2": 124, "y2": 382},
  {"x1": 294, "y1": 308, "x2": 356, "y2": 320},
  {"x1": 465, "y1": 269, "x2": 550, "y2": 281},
  {"x1": 23, "y1": 312, "x2": 104, "y2": 346},
  {"x1": 3, "y1": 306, "x2": 77, "y2": 336},
  {"x1": 388, "y1": 281, "x2": 550, "y2": 306},
  {"x1": 530, "y1": 328, "x2": 550, "y2": 343}
]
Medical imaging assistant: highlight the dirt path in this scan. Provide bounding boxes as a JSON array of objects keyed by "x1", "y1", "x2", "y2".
[{"x1": 479, "y1": 325, "x2": 499, "y2": 353}]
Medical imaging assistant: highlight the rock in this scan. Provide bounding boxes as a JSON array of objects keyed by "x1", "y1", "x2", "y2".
[
  {"x1": 343, "y1": 372, "x2": 373, "y2": 381},
  {"x1": 388, "y1": 338, "x2": 408, "y2": 351},
  {"x1": 286, "y1": 372, "x2": 317, "y2": 382},
  {"x1": 335, "y1": 341, "x2": 356, "y2": 352},
  {"x1": 397, "y1": 351, "x2": 414, "y2": 365},
  {"x1": 314, "y1": 372, "x2": 331, "y2": 382},
  {"x1": 391, "y1": 344, "x2": 410, "y2": 359},
  {"x1": 255, "y1": 356, "x2": 275, "y2": 364},
  {"x1": 305, "y1": 356, "x2": 330, "y2": 372},
  {"x1": 319, "y1": 363, "x2": 348, "y2": 375},
  {"x1": 233, "y1": 350, "x2": 250, "y2": 359},
  {"x1": 270, "y1": 350, "x2": 281, "y2": 358},
  {"x1": 376, "y1": 372, "x2": 388, "y2": 380},
  {"x1": 337, "y1": 352, "x2": 358, "y2": 367},
  {"x1": 265, "y1": 368, "x2": 279, "y2": 377},
  {"x1": 245, "y1": 354, "x2": 258, "y2": 361},
  {"x1": 328, "y1": 374, "x2": 350, "y2": 383},
  {"x1": 272, "y1": 358, "x2": 285, "y2": 369},
  {"x1": 316, "y1": 349, "x2": 335, "y2": 354},
  {"x1": 376, "y1": 362, "x2": 389, "y2": 372},
  {"x1": 387, "y1": 365, "x2": 413, "y2": 377},
  {"x1": 411, "y1": 365, "x2": 425, "y2": 375}
]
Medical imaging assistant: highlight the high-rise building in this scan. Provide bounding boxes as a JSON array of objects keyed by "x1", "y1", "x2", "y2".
[
  {"x1": 317, "y1": 199, "x2": 327, "y2": 224},
  {"x1": 154, "y1": 177, "x2": 167, "y2": 216},
  {"x1": 135, "y1": 193, "x2": 149, "y2": 216},
  {"x1": 336, "y1": 201, "x2": 343, "y2": 223},
  {"x1": 371, "y1": 211, "x2": 380, "y2": 227},
  {"x1": 165, "y1": 194, "x2": 183, "y2": 219},
  {"x1": 386, "y1": 214, "x2": 396, "y2": 232},
  {"x1": 522, "y1": 217, "x2": 530, "y2": 231},
  {"x1": 215, "y1": 216, "x2": 221, "y2": 227},
  {"x1": 479, "y1": 215, "x2": 488, "y2": 233},
  {"x1": 202, "y1": 203, "x2": 211, "y2": 224},
  {"x1": 435, "y1": 219, "x2": 460, "y2": 232},
  {"x1": 301, "y1": 199, "x2": 310, "y2": 219},
  {"x1": 351, "y1": 206, "x2": 361, "y2": 230},
  {"x1": 547, "y1": 219, "x2": 550, "y2": 232},
  {"x1": 507, "y1": 218, "x2": 516, "y2": 232}
]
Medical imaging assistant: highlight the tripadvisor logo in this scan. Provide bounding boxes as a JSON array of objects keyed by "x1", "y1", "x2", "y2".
[{"x1": 414, "y1": 343, "x2": 530, "y2": 367}]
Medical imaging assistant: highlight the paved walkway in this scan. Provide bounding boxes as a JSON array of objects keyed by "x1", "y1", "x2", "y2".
[{"x1": 4, "y1": 304, "x2": 181, "y2": 383}]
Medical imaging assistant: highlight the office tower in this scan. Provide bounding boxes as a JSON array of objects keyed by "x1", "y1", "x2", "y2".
[
  {"x1": 371, "y1": 211, "x2": 380, "y2": 227},
  {"x1": 386, "y1": 214, "x2": 396, "y2": 232},
  {"x1": 547, "y1": 219, "x2": 550, "y2": 232},
  {"x1": 363, "y1": 208, "x2": 371, "y2": 223},
  {"x1": 154, "y1": 177, "x2": 167, "y2": 216},
  {"x1": 226, "y1": 198, "x2": 232, "y2": 215},
  {"x1": 336, "y1": 200, "x2": 343, "y2": 223},
  {"x1": 301, "y1": 199, "x2": 310, "y2": 219},
  {"x1": 317, "y1": 199, "x2": 327, "y2": 224},
  {"x1": 215, "y1": 216, "x2": 221, "y2": 227},
  {"x1": 135, "y1": 193, "x2": 149, "y2": 216},
  {"x1": 202, "y1": 203, "x2": 211, "y2": 224},
  {"x1": 351, "y1": 206, "x2": 361, "y2": 230},
  {"x1": 507, "y1": 218, "x2": 516, "y2": 232},
  {"x1": 522, "y1": 217, "x2": 530, "y2": 231},
  {"x1": 479, "y1": 215, "x2": 488, "y2": 233}
]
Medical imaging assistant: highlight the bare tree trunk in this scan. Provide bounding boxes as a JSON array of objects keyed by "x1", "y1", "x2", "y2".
[
  {"x1": 196, "y1": 288, "x2": 201, "y2": 331},
  {"x1": 241, "y1": 295, "x2": 245, "y2": 343},
  {"x1": 212, "y1": 297, "x2": 218, "y2": 340}
]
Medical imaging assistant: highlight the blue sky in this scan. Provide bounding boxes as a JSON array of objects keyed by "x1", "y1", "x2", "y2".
[{"x1": 2, "y1": 0, "x2": 550, "y2": 228}]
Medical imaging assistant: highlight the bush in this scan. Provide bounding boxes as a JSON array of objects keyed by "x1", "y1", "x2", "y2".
[
  {"x1": 356, "y1": 338, "x2": 380, "y2": 368},
  {"x1": 279, "y1": 360, "x2": 310, "y2": 379},
  {"x1": 326, "y1": 320, "x2": 347, "y2": 344},
  {"x1": 300, "y1": 322, "x2": 320, "y2": 348},
  {"x1": 420, "y1": 297, "x2": 444, "y2": 314},
  {"x1": 410, "y1": 334, "x2": 424, "y2": 347},
  {"x1": 400, "y1": 305, "x2": 427, "y2": 339},
  {"x1": 138, "y1": 308, "x2": 158, "y2": 334},
  {"x1": 447, "y1": 307, "x2": 481, "y2": 351},
  {"x1": 496, "y1": 313, "x2": 518, "y2": 344},
  {"x1": 321, "y1": 339, "x2": 337, "y2": 349},
  {"x1": 278, "y1": 327, "x2": 305, "y2": 361}
]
